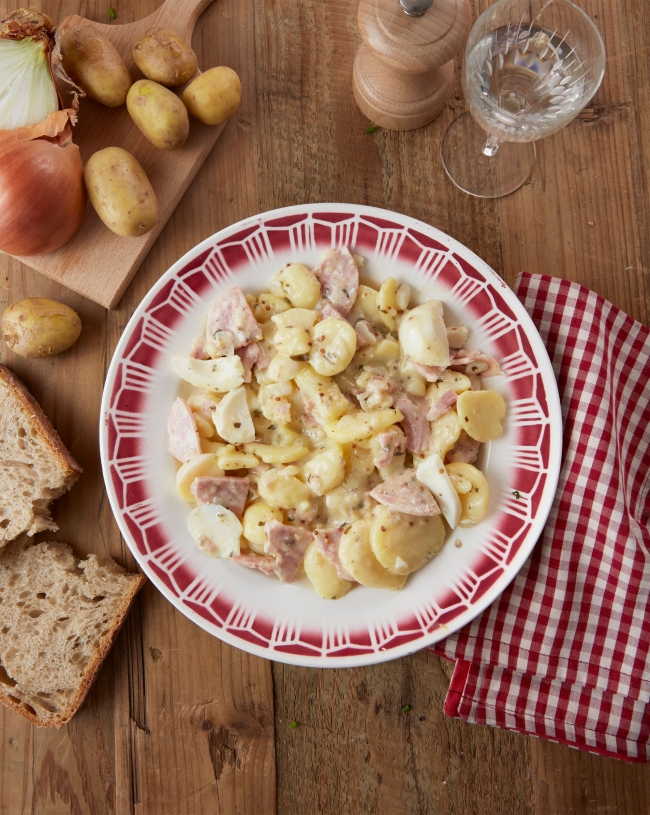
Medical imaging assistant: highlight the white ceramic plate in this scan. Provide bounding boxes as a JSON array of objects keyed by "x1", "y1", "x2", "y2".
[{"x1": 100, "y1": 203, "x2": 562, "y2": 667}]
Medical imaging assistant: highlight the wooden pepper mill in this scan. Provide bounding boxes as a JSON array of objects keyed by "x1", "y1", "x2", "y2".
[{"x1": 353, "y1": 0, "x2": 472, "y2": 131}]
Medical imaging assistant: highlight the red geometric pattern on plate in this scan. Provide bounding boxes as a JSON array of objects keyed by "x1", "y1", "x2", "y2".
[{"x1": 101, "y1": 205, "x2": 560, "y2": 667}]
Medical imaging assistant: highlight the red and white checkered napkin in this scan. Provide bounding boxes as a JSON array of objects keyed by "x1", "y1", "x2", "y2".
[{"x1": 432, "y1": 272, "x2": 650, "y2": 762}]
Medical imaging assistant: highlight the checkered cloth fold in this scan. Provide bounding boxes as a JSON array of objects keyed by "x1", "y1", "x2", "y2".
[{"x1": 433, "y1": 273, "x2": 650, "y2": 762}]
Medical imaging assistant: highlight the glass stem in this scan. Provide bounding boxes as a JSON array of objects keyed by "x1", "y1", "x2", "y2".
[{"x1": 483, "y1": 135, "x2": 500, "y2": 157}]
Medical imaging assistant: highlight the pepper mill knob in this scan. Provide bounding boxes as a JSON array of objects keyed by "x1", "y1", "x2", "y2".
[{"x1": 353, "y1": 0, "x2": 472, "y2": 131}]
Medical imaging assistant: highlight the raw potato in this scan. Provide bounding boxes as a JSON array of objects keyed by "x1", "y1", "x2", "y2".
[
  {"x1": 304, "y1": 542, "x2": 352, "y2": 599},
  {"x1": 370, "y1": 507, "x2": 445, "y2": 575},
  {"x1": 132, "y1": 27, "x2": 198, "y2": 87},
  {"x1": 2, "y1": 298, "x2": 81, "y2": 358},
  {"x1": 60, "y1": 24, "x2": 131, "y2": 106},
  {"x1": 84, "y1": 147, "x2": 158, "y2": 237},
  {"x1": 127, "y1": 80, "x2": 189, "y2": 150},
  {"x1": 182, "y1": 66, "x2": 241, "y2": 125},
  {"x1": 338, "y1": 520, "x2": 406, "y2": 590},
  {"x1": 456, "y1": 390, "x2": 506, "y2": 442}
]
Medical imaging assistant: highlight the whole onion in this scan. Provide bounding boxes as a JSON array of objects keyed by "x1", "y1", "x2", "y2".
[{"x1": 0, "y1": 125, "x2": 86, "y2": 256}]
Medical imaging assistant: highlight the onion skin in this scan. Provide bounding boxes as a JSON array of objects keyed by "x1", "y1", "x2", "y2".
[{"x1": 0, "y1": 125, "x2": 86, "y2": 256}]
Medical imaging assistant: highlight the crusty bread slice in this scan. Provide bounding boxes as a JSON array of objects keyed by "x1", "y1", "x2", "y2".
[
  {"x1": 0, "y1": 365, "x2": 82, "y2": 543},
  {"x1": 0, "y1": 539, "x2": 145, "y2": 727}
]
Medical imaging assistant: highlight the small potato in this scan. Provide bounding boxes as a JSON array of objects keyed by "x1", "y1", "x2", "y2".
[
  {"x1": 182, "y1": 66, "x2": 241, "y2": 125},
  {"x1": 132, "y1": 27, "x2": 198, "y2": 87},
  {"x1": 84, "y1": 147, "x2": 158, "y2": 237},
  {"x1": 2, "y1": 298, "x2": 81, "y2": 358},
  {"x1": 127, "y1": 80, "x2": 189, "y2": 150},
  {"x1": 60, "y1": 24, "x2": 131, "y2": 107}
]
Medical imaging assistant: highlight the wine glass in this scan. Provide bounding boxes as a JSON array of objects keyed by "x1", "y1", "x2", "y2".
[{"x1": 440, "y1": 0, "x2": 606, "y2": 198}]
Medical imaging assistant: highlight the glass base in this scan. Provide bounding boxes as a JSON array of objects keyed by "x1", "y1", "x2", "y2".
[{"x1": 440, "y1": 112, "x2": 536, "y2": 198}]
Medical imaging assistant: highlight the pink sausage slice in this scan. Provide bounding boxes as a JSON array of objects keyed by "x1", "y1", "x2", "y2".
[
  {"x1": 394, "y1": 392, "x2": 429, "y2": 454},
  {"x1": 206, "y1": 287, "x2": 263, "y2": 349},
  {"x1": 236, "y1": 341, "x2": 262, "y2": 383},
  {"x1": 190, "y1": 476, "x2": 250, "y2": 519},
  {"x1": 447, "y1": 431, "x2": 480, "y2": 464},
  {"x1": 319, "y1": 303, "x2": 346, "y2": 321},
  {"x1": 312, "y1": 248, "x2": 359, "y2": 315},
  {"x1": 369, "y1": 469, "x2": 441, "y2": 517},
  {"x1": 427, "y1": 389, "x2": 457, "y2": 422},
  {"x1": 264, "y1": 520, "x2": 313, "y2": 583},
  {"x1": 373, "y1": 427, "x2": 405, "y2": 469},
  {"x1": 313, "y1": 528, "x2": 354, "y2": 581},
  {"x1": 168, "y1": 398, "x2": 202, "y2": 462},
  {"x1": 233, "y1": 553, "x2": 277, "y2": 576}
]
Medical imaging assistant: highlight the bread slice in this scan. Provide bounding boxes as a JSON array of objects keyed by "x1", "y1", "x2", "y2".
[
  {"x1": 0, "y1": 365, "x2": 82, "y2": 543},
  {"x1": 0, "y1": 539, "x2": 145, "y2": 727}
]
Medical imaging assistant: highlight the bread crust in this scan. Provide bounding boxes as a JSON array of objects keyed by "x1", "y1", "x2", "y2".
[
  {"x1": 0, "y1": 364, "x2": 82, "y2": 481},
  {"x1": 0, "y1": 543, "x2": 145, "y2": 728}
]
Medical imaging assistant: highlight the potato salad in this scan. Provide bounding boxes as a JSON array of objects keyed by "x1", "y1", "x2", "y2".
[{"x1": 167, "y1": 248, "x2": 506, "y2": 599}]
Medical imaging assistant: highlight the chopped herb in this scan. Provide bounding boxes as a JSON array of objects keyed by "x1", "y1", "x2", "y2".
[
  {"x1": 513, "y1": 490, "x2": 521, "y2": 499},
  {"x1": 401, "y1": 704, "x2": 411, "y2": 713},
  {"x1": 365, "y1": 125, "x2": 378, "y2": 134},
  {"x1": 108, "y1": 7, "x2": 116, "y2": 20},
  {"x1": 289, "y1": 720, "x2": 298, "y2": 729}
]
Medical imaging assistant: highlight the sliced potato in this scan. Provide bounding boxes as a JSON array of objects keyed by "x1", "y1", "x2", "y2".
[
  {"x1": 338, "y1": 520, "x2": 406, "y2": 590},
  {"x1": 175, "y1": 453, "x2": 224, "y2": 502},
  {"x1": 273, "y1": 264, "x2": 321, "y2": 309},
  {"x1": 324, "y1": 408, "x2": 403, "y2": 444},
  {"x1": 242, "y1": 501, "x2": 283, "y2": 554},
  {"x1": 445, "y1": 462, "x2": 489, "y2": 527},
  {"x1": 370, "y1": 507, "x2": 446, "y2": 575},
  {"x1": 258, "y1": 470, "x2": 312, "y2": 509},
  {"x1": 304, "y1": 542, "x2": 352, "y2": 599},
  {"x1": 303, "y1": 444, "x2": 346, "y2": 496},
  {"x1": 456, "y1": 390, "x2": 506, "y2": 442},
  {"x1": 295, "y1": 367, "x2": 350, "y2": 423},
  {"x1": 428, "y1": 409, "x2": 462, "y2": 460},
  {"x1": 310, "y1": 318, "x2": 357, "y2": 376}
]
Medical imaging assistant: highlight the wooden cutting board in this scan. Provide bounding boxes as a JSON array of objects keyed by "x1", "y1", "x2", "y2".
[{"x1": 8, "y1": 0, "x2": 225, "y2": 309}]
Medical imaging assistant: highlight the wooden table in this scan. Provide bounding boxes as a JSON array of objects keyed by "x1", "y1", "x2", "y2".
[{"x1": 1, "y1": 0, "x2": 649, "y2": 812}]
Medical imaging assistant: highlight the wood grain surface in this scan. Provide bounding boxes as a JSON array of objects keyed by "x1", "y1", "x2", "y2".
[{"x1": 0, "y1": 0, "x2": 649, "y2": 813}]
